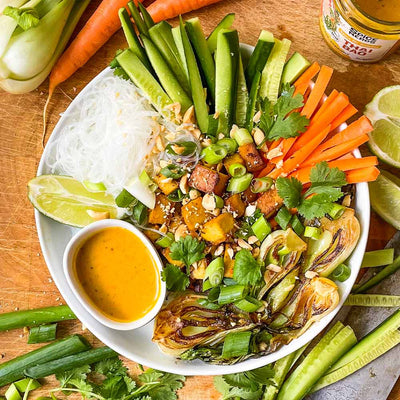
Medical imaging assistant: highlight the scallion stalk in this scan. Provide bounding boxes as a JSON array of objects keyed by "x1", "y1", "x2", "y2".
[
  {"x1": 201, "y1": 144, "x2": 228, "y2": 164},
  {"x1": 216, "y1": 138, "x2": 238, "y2": 155},
  {"x1": 251, "y1": 216, "x2": 271, "y2": 242},
  {"x1": 13, "y1": 378, "x2": 41, "y2": 393},
  {"x1": 291, "y1": 214, "x2": 304, "y2": 236},
  {"x1": 228, "y1": 163, "x2": 247, "y2": 178},
  {"x1": 5, "y1": 384, "x2": 21, "y2": 400},
  {"x1": 155, "y1": 232, "x2": 174, "y2": 248},
  {"x1": 361, "y1": 248, "x2": 395, "y2": 268},
  {"x1": 218, "y1": 285, "x2": 247, "y2": 305},
  {"x1": 227, "y1": 173, "x2": 253, "y2": 193},
  {"x1": 231, "y1": 128, "x2": 253, "y2": 146},
  {"x1": 204, "y1": 257, "x2": 224, "y2": 288},
  {"x1": 328, "y1": 203, "x2": 345, "y2": 220},
  {"x1": 222, "y1": 331, "x2": 252, "y2": 359},
  {"x1": 304, "y1": 226, "x2": 321, "y2": 240},
  {"x1": 234, "y1": 296, "x2": 263, "y2": 312},
  {"x1": 251, "y1": 177, "x2": 273, "y2": 193},
  {"x1": 330, "y1": 264, "x2": 351, "y2": 282},
  {"x1": 27, "y1": 324, "x2": 57, "y2": 344}
]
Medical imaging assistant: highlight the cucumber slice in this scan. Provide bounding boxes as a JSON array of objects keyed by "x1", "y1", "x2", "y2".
[
  {"x1": 282, "y1": 52, "x2": 310, "y2": 85},
  {"x1": 345, "y1": 294, "x2": 400, "y2": 307},
  {"x1": 245, "y1": 30, "x2": 275, "y2": 86},
  {"x1": 142, "y1": 35, "x2": 192, "y2": 113},
  {"x1": 137, "y1": 2, "x2": 154, "y2": 29},
  {"x1": 245, "y1": 70, "x2": 261, "y2": 132},
  {"x1": 234, "y1": 52, "x2": 248, "y2": 127},
  {"x1": 215, "y1": 29, "x2": 240, "y2": 135},
  {"x1": 127, "y1": 1, "x2": 148, "y2": 35},
  {"x1": 172, "y1": 26, "x2": 189, "y2": 81},
  {"x1": 260, "y1": 38, "x2": 291, "y2": 104},
  {"x1": 117, "y1": 49, "x2": 172, "y2": 115},
  {"x1": 207, "y1": 13, "x2": 235, "y2": 53},
  {"x1": 186, "y1": 17, "x2": 216, "y2": 102},
  {"x1": 361, "y1": 248, "x2": 394, "y2": 268}
]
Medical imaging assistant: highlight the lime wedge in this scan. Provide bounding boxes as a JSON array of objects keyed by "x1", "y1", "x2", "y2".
[
  {"x1": 369, "y1": 170, "x2": 400, "y2": 230},
  {"x1": 28, "y1": 175, "x2": 122, "y2": 227},
  {"x1": 365, "y1": 85, "x2": 400, "y2": 122}
]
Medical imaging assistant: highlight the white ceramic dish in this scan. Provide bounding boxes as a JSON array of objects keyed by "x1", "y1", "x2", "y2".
[
  {"x1": 63, "y1": 219, "x2": 166, "y2": 331},
  {"x1": 35, "y1": 45, "x2": 370, "y2": 375}
]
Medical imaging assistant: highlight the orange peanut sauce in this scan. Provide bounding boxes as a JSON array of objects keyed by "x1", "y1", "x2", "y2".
[{"x1": 355, "y1": 0, "x2": 400, "y2": 22}]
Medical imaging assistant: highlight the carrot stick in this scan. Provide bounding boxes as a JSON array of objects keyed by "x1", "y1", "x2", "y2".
[
  {"x1": 257, "y1": 162, "x2": 275, "y2": 178},
  {"x1": 147, "y1": 0, "x2": 224, "y2": 23},
  {"x1": 337, "y1": 153, "x2": 355, "y2": 160},
  {"x1": 329, "y1": 103, "x2": 358, "y2": 132},
  {"x1": 269, "y1": 137, "x2": 297, "y2": 164},
  {"x1": 346, "y1": 166, "x2": 380, "y2": 184},
  {"x1": 294, "y1": 82, "x2": 310, "y2": 97},
  {"x1": 301, "y1": 65, "x2": 333, "y2": 119},
  {"x1": 311, "y1": 89, "x2": 338, "y2": 123},
  {"x1": 294, "y1": 62, "x2": 320, "y2": 89}
]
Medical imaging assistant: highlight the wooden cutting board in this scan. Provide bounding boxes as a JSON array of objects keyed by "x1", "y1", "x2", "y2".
[{"x1": 0, "y1": 0, "x2": 399, "y2": 398}]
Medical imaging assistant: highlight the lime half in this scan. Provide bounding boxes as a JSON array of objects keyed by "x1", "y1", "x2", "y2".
[
  {"x1": 365, "y1": 85, "x2": 400, "y2": 168},
  {"x1": 28, "y1": 175, "x2": 122, "y2": 227},
  {"x1": 369, "y1": 170, "x2": 400, "y2": 230}
]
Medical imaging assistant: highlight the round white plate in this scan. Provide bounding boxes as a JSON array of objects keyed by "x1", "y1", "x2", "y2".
[{"x1": 35, "y1": 45, "x2": 370, "y2": 375}]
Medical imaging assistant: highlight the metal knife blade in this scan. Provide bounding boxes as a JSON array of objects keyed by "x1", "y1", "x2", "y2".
[{"x1": 309, "y1": 230, "x2": 400, "y2": 400}]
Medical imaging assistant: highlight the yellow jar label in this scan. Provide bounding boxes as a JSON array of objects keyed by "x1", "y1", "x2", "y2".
[{"x1": 321, "y1": 0, "x2": 398, "y2": 61}]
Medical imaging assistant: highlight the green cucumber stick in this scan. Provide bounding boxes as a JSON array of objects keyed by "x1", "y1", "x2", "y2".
[
  {"x1": 246, "y1": 70, "x2": 261, "y2": 132},
  {"x1": 127, "y1": 1, "x2": 148, "y2": 35},
  {"x1": 215, "y1": 29, "x2": 240, "y2": 135},
  {"x1": 137, "y1": 2, "x2": 154, "y2": 28},
  {"x1": 186, "y1": 17, "x2": 216, "y2": 102},
  {"x1": 207, "y1": 13, "x2": 235, "y2": 53},
  {"x1": 234, "y1": 52, "x2": 248, "y2": 127},
  {"x1": 149, "y1": 22, "x2": 190, "y2": 94},
  {"x1": 172, "y1": 26, "x2": 189, "y2": 80},
  {"x1": 141, "y1": 35, "x2": 192, "y2": 113},
  {"x1": 361, "y1": 248, "x2": 394, "y2": 268},
  {"x1": 276, "y1": 322, "x2": 357, "y2": 400},
  {"x1": 179, "y1": 17, "x2": 209, "y2": 133}
]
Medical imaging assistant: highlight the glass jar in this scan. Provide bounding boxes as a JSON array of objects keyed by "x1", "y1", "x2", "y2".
[{"x1": 320, "y1": 0, "x2": 400, "y2": 62}]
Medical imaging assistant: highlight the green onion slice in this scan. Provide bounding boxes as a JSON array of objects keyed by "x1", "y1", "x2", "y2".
[
  {"x1": 155, "y1": 232, "x2": 174, "y2": 248},
  {"x1": 234, "y1": 296, "x2": 263, "y2": 312},
  {"x1": 275, "y1": 207, "x2": 292, "y2": 230},
  {"x1": 27, "y1": 324, "x2": 57, "y2": 344},
  {"x1": 139, "y1": 170, "x2": 157, "y2": 192},
  {"x1": 228, "y1": 163, "x2": 247, "y2": 178},
  {"x1": 166, "y1": 141, "x2": 198, "y2": 156},
  {"x1": 167, "y1": 188, "x2": 186, "y2": 202},
  {"x1": 232, "y1": 128, "x2": 253, "y2": 146},
  {"x1": 328, "y1": 203, "x2": 345, "y2": 220},
  {"x1": 304, "y1": 226, "x2": 321, "y2": 240},
  {"x1": 216, "y1": 138, "x2": 238, "y2": 155},
  {"x1": 330, "y1": 264, "x2": 351, "y2": 282},
  {"x1": 251, "y1": 216, "x2": 271, "y2": 242},
  {"x1": 218, "y1": 285, "x2": 247, "y2": 304},
  {"x1": 204, "y1": 257, "x2": 224, "y2": 287},
  {"x1": 201, "y1": 144, "x2": 228, "y2": 164},
  {"x1": 251, "y1": 177, "x2": 273, "y2": 193},
  {"x1": 222, "y1": 331, "x2": 252, "y2": 358},
  {"x1": 227, "y1": 173, "x2": 253, "y2": 193}
]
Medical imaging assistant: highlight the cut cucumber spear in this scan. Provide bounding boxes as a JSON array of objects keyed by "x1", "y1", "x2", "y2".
[
  {"x1": 235, "y1": 53, "x2": 248, "y2": 127},
  {"x1": 127, "y1": 1, "x2": 148, "y2": 35},
  {"x1": 186, "y1": 17, "x2": 216, "y2": 102},
  {"x1": 180, "y1": 18, "x2": 209, "y2": 133},
  {"x1": 207, "y1": 13, "x2": 235, "y2": 53},
  {"x1": 172, "y1": 26, "x2": 189, "y2": 81},
  {"x1": 215, "y1": 29, "x2": 240, "y2": 135},
  {"x1": 137, "y1": 2, "x2": 154, "y2": 29},
  {"x1": 246, "y1": 71, "x2": 261, "y2": 132},
  {"x1": 141, "y1": 35, "x2": 192, "y2": 113},
  {"x1": 245, "y1": 30, "x2": 275, "y2": 87},
  {"x1": 282, "y1": 52, "x2": 310, "y2": 84}
]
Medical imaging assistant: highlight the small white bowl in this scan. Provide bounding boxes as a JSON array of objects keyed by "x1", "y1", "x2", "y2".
[{"x1": 63, "y1": 219, "x2": 166, "y2": 331}]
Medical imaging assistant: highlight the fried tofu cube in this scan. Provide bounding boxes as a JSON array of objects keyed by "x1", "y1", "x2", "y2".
[
  {"x1": 225, "y1": 194, "x2": 246, "y2": 217},
  {"x1": 224, "y1": 153, "x2": 245, "y2": 173},
  {"x1": 238, "y1": 143, "x2": 266, "y2": 172},
  {"x1": 201, "y1": 213, "x2": 235, "y2": 244},
  {"x1": 149, "y1": 194, "x2": 173, "y2": 225},
  {"x1": 256, "y1": 188, "x2": 284, "y2": 218},
  {"x1": 153, "y1": 174, "x2": 179, "y2": 195},
  {"x1": 163, "y1": 247, "x2": 184, "y2": 267},
  {"x1": 189, "y1": 165, "x2": 228, "y2": 195},
  {"x1": 182, "y1": 197, "x2": 211, "y2": 231},
  {"x1": 242, "y1": 187, "x2": 258, "y2": 204}
]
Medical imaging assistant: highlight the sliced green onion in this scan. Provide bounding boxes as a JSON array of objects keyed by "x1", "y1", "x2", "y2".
[
  {"x1": 344, "y1": 294, "x2": 400, "y2": 307},
  {"x1": 160, "y1": 164, "x2": 185, "y2": 179},
  {"x1": 291, "y1": 214, "x2": 304, "y2": 236},
  {"x1": 204, "y1": 257, "x2": 224, "y2": 287},
  {"x1": 14, "y1": 378, "x2": 41, "y2": 393},
  {"x1": 214, "y1": 195, "x2": 224, "y2": 208},
  {"x1": 227, "y1": 173, "x2": 253, "y2": 193},
  {"x1": 201, "y1": 144, "x2": 228, "y2": 164},
  {"x1": 277, "y1": 245, "x2": 291, "y2": 256},
  {"x1": 167, "y1": 189, "x2": 186, "y2": 202},
  {"x1": 115, "y1": 189, "x2": 136, "y2": 208},
  {"x1": 275, "y1": 207, "x2": 292, "y2": 230},
  {"x1": 251, "y1": 177, "x2": 273, "y2": 193},
  {"x1": 328, "y1": 203, "x2": 345, "y2": 220},
  {"x1": 228, "y1": 163, "x2": 247, "y2": 177},
  {"x1": 197, "y1": 298, "x2": 222, "y2": 310},
  {"x1": 231, "y1": 128, "x2": 253, "y2": 146},
  {"x1": 234, "y1": 296, "x2": 263, "y2": 312},
  {"x1": 82, "y1": 181, "x2": 106, "y2": 192},
  {"x1": 361, "y1": 248, "x2": 395, "y2": 268},
  {"x1": 304, "y1": 226, "x2": 321, "y2": 240},
  {"x1": 251, "y1": 216, "x2": 271, "y2": 242},
  {"x1": 208, "y1": 286, "x2": 221, "y2": 302},
  {"x1": 139, "y1": 170, "x2": 157, "y2": 192},
  {"x1": 27, "y1": 324, "x2": 57, "y2": 344},
  {"x1": 222, "y1": 331, "x2": 252, "y2": 358},
  {"x1": 218, "y1": 285, "x2": 247, "y2": 305},
  {"x1": 155, "y1": 232, "x2": 174, "y2": 248},
  {"x1": 5, "y1": 384, "x2": 21, "y2": 400},
  {"x1": 217, "y1": 138, "x2": 238, "y2": 155},
  {"x1": 166, "y1": 141, "x2": 198, "y2": 156},
  {"x1": 330, "y1": 264, "x2": 351, "y2": 282}
]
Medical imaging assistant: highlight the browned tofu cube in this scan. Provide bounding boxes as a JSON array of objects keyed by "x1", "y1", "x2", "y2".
[
  {"x1": 149, "y1": 194, "x2": 173, "y2": 225},
  {"x1": 201, "y1": 213, "x2": 235, "y2": 244},
  {"x1": 189, "y1": 165, "x2": 228, "y2": 195},
  {"x1": 256, "y1": 188, "x2": 284, "y2": 218},
  {"x1": 214, "y1": 172, "x2": 229, "y2": 196},
  {"x1": 238, "y1": 143, "x2": 266, "y2": 172},
  {"x1": 225, "y1": 194, "x2": 246, "y2": 217},
  {"x1": 163, "y1": 247, "x2": 184, "y2": 267},
  {"x1": 242, "y1": 187, "x2": 258, "y2": 204},
  {"x1": 224, "y1": 153, "x2": 245, "y2": 173},
  {"x1": 182, "y1": 197, "x2": 211, "y2": 231},
  {"x1": 153, "y1": 174, "x2": 179, "y2": 195}
]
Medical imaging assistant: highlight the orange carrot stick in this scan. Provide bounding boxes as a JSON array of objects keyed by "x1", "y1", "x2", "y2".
[
  {"x1": 270, "y1": 137, "x2": 297, "y2": 164},
  {"x1": 337, "y1": 153, "x2": 355, "y2": 160},
  {"x1": 311, "y1": 89, "x2": 338, "y2": 123},
  {"x1": 329, "y1": 104, "x2": 358, "y2": 132},
  {"x1": 346, "y1": 166, "x2": 380, "y2": 184},
  {"x1": 257, "y1": 162, "x2": 275, "y2": 178},
  {"x1": 301, "y1": 65, "x2": 333, "y2": 119},
  {"x1": 294, "y1": 82, "x2": 310, "y2": 97},
  {"x1": 294, "y1": 62, "x2": 320, "y2": 89}
]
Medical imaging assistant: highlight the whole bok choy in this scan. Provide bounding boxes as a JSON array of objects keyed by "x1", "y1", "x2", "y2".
[{"x1": 0, "y1": 0, "x2": 89, "y2": 93}]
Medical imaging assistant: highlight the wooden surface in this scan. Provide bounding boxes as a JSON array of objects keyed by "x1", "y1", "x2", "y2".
[{"x1": 1, "y1": 0, "x2": 400, "y2": 398}]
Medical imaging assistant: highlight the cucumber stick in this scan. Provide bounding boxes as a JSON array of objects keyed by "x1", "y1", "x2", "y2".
[
  {"x1": 127, "y1": 1, "x2": 148, "y2": 36},
  {"x1": 186, "y1": 17, "x2": 215, "y2": 102},
  {"x1": 207, "y1": 13, "x2": 235, "y2": 53},
  {"x1": 344, "y1": 294, "x2": 400, "y2": 307},
  {"x1": 117, "y1": 49, "x2": 172, "y2": 115},
  {"x1": 137, "y1": 2, "x2": 154, "y2": 29},
  {"x1": 260, "y1": 38, "x2": 291, "y2": 104},
  {"x1": 180, "y1": 18, "x2": 209, "y2": 133},
  {"x1": 276, "y1": 322, "x2": 356, "y2": 400},
  {"x1": 234, "y1": 53, "x2": 248, "y2": 127},
  {"x1": 142, "y1": 36, "x2": 192, "y2": 113},
  {"x1": 148, "y1": 22, "x2": 190, "y2": 94},
  {"x1": 172, "y1": 26, "x2": 189, "y2": 81},
  {"x1": 361, "y1": 248, "x2": 394, "y2": 268},
  {"x1": 245, "y1": 71, "x2": 261, "y2": 132},
  {"x1": 0, "y1": 335, "x2": 90, "y2": 387},
  {"x1": 245, "y1": 30, "x2": 275, "y2": 86},
  {"x1": 215, "y1": 29, "x2": 240, "y2": 135},
  {"x1": 282, "y1": 52, "x2": 310, "y2": 84}
]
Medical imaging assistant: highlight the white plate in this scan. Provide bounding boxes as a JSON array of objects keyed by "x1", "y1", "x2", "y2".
[{"x1": 35, "y1": 45, "x2": 370, "y2": 376}]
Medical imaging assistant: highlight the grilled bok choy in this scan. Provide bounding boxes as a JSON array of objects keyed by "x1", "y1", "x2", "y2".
[{"x1": 0, "y1": 0, "x2": 89, "y2": 93}]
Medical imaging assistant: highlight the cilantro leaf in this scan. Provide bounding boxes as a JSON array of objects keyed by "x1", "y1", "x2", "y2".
[
  {"x1": 223, "y1": 373, "x2": 260, "y2": 391},
  {"x1": 161, "y1": 264, "x2": 190, "y2": 292},
  {"x1": 3, "y1": 6, "x2": 39, "y2": 30},
  {"x1": 308, "y1": 161, "x2": 347, "y2": 189},
  {"x1": 214, "y1": 376, "x2": 263, "y2": 400},
  {"x1": 169, "y1": 236, "x2": 205, "y2": 271},
  {"x1": 233, "y1": 250, "x2": 262, "y2": 286},
  {"x1": 245, "y1": 365, "x2": 275, "y2": 385},
  {"x1": 236, "y1": 209, "x2": 263, "y2": 240},
  {"x1": 94, "y1": 357, "x2": 128, "y2": 377},
  {"x1": 298, "y1": 193, "x2": 339, "y2": 219},
  {"x1": 55, "y1": 365, "x2": 91, "y2": 388},
  {"x1": 276, "y1": 177, "x2": 303, "y2": 209}
]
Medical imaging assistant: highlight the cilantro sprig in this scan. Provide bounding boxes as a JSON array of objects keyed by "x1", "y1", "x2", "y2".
[
  {"x1": 276, "y1": 162, "x2": 347, "y2": 220},
  {"x1": 169, "y1": 236, "x2": 206, "y2": 273},
  {"x1": 258, "y1": 84, "x2": 309, "y2": 142},
  {"x1": 233, "y1": 249, "x2": 263, "y2": 286},
  {"x1": 161, "y1": 264, "x2": 190, "y2": 292}
]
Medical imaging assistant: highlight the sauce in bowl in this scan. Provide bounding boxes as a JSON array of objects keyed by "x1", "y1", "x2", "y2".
[{"x1": 73, "y1": 227, "x2": 161, "y2": 323}]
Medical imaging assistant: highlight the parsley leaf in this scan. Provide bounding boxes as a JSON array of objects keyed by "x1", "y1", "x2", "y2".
[
  {"x1": 276, "y1": 177, "x2": 303, "y2": 209},
  {"x1": 169, "y1": 236, "x2": 205, "y2": 272},
  {"x1": 233, "y1": 250, "x2": 263, "y2": 286},
  {"x1": 161, "y1": 264, "x2": 190, "y2": 291}
]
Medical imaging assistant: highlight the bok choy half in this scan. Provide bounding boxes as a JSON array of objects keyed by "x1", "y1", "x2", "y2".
[{"x1": 0, "y1": 0, "x2": 89, "y2": 93}]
